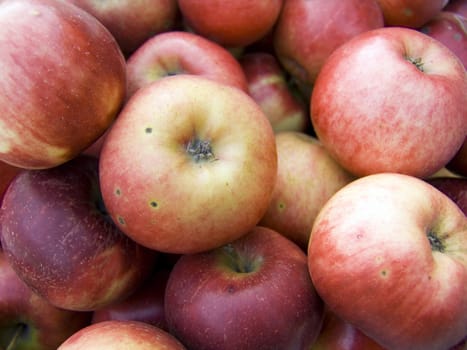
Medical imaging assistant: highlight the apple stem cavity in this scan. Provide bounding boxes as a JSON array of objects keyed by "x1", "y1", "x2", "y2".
[
  {"x1": 406, "y1": 56, "x2": 424, "y2": 72},
  {"x1": 427, "y1": 230, "x2": 445, "y2": 253},
  {"x1": 186, "y1": 138, "x2": 216, "y2": 162},
  {"x1": 221, "y1": 244, "x2": 261, "y2": 274},
  {"x1": 4, "y1": 323, "x2": 26, "y2": 350}
]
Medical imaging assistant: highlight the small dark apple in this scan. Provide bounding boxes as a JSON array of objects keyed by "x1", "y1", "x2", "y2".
[
  {"x1": 0, "y1": 155, "x2": 157, "y2": 311},
  {"x1": 0, "y1": 251, "x2": 92, "y2": 350},
  {"x1": 165, "y1": 226, "x2": 324, "y2": 350}
]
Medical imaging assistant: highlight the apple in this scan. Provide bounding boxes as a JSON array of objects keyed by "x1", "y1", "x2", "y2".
[
  {"x1": 426, "y1": 176, "x2": 467, "y2": 214},
  {"x1": 419, "y1": 11, "x2": 467, "y2": 68},
  {"x1": 0, "y1": 251, "x2": 92, "y2": 350},
  {"x1": 310, "y1": 309, "x2": 385, "y2": 350},
  {"x1": 239, "y1": 52, "x2": 309, "y2": 133},
  {"x1": 0, "y1": 161, "x2": 21, "y2": 200},
  {"x1": 0, "y1": 0, "x2": 126, "y2": 169},
  {"x1": 126, "y1": 30, "x2": 249, "y2": 99},
  {"x1": 177, "y1": 0, "x2": 283, "y2": 49},
  {"x1": 99, "y1": 75, "x2": 277, "y2": 254},
  {"x1": 62, "y1": 0, "x2": 179, "y2": 56},
  {"x1": 273, "y1": 0, "x2": 384, "y2": 95},
  {"x1": 447, "y1": 138, "x2": 467, "y2": 176},
  {"x1": 259, "y1": 131, "x2": 355, "y2": 250},
  {"x1": 92, "y1": 267, "x2": 171, "y2": 331},
  {"x1": 0, "y1": 155, "x2": 157, "y2": 311},
  {"x1": 310, "y1": 26, "x2": 467, "y2": 178},
  {"x1": 307, "y1": 173, "x2": 467, "y2": 350},
  {"x1": 445, "y1": 0, "x2": 467, "y2": 18},
  {"x1": 165, "y1": 226, "x2": 325, "y2": 350},
  {"x1": 375, "y1": 0, "x2": 450, "y2": 28},
  {"x1": 58, "y1": 320, "x2": 187, "y2": 350}
]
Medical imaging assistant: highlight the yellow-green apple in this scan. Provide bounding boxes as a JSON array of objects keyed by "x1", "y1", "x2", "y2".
[
  {"x1": 419, "y1": 11, "x2": 467, "y2": 68},
  {"x1": 61, "y1": 0, "x2": 179, "y2": 56},
  {"x1": 375, "y1": 0, "x2": 449, "y2": 27},
  {"x1": 259, "y1": 131, "x2": 355, "y2": 250},
  {"x1": 311, "y1": 27, "x2": 467, "y2": 178},
  {"x1": 92, "y1": 267, "x2": 171, "y2": 331},
  {"x1": 99, "y1": 75, "x2": 277, "y2": 254},
  {"x1": 165, "y1": 226, "x2": 324, "y2": 350},
  {"x1": 310, "y1": 309, "x2": 385, "y2": 350},
  {"x1": 426, "y1": 176, "x2": 467, "y2": 214},
  {"x1": 177, "y1": 0, "x2": 283, "y2": 49},
  {"x1": 0, "y1": 156, "x2": 157, "y2": 311},
  {"x1": 446, "y1": 0, "x2": 467, "y2": 18},
  {"x1": 447, "y1": 138, "x2": 467, "y2": 176},
  {"x1": 0, "y1": 252, "x2": 92, "y2": 350},
  {"x1": 58, "y1": 320, "x2": 186, "y2": 350},
  {"x1": 126, "y1": 30, "x2": 249, "y2": 99},
  {"x1": 273, "y1": 0, "x2": 384, "y2": 95},
  {"x1": 307, "y1": 173, "x2": 467, "y2": 350},
  {"x1": 0, "y1": 0, "x2": 126, "y2": 169},
  {"x1": 239, "y1": 52, "x2": 309, "y2": 133}
]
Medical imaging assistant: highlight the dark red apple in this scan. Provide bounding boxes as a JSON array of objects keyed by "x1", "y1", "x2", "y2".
[
  {"x1": 375, "y1": 0, "x2": 449, "y2": 27},
  {"x1": 0, "y1": 0, "x2": 126, "y2": 169},
  {"x1": 0, "y1": 251, "x2": 92, "y2": 350},
  {"x1": 445, "y1": 0, "x2": 467, "y2": 18},
  {"x1": 165, "y1": 226, "x2": 324, "y2": 350},
  {"x1": 0, "y1": 155, "x2": 157, "y2": 311},
  {"x1": 426, "y1": 176, "x2": 467, "y2": 214},
  {"x1": 447, "y1": 138, "x2": 467, "y2": 176}
]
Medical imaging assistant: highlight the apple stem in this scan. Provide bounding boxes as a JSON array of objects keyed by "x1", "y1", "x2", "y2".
[
  {"x1": 427, "y1": 231, "x2": 444, "y2": 252},
  {"x1": 186, "y1": 138, "x2": 216, "y2": 162},
  {"x1": 5, "y1": 323, "x2": 25, "y2": 350}
]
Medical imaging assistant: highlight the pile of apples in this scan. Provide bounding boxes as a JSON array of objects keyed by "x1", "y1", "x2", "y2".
[{"x1": 0, "y1": 0, "x2": 466, "y2": 349}]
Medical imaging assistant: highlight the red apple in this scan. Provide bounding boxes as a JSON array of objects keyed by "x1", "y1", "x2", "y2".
[
  {"x1": 58, "y1": 320, "x2": 186, "y2": 350},
  {"x1": 0, "y1": 156, "x2": 157, "y2": 311},
  {"x1": 177, "y1": 0, "x2": 283, "y2": 48},
  {"x1": 126, "y1": 30, "x2": 249, "y2": 99},
  {"x1": 63, "y1": 0, "x2": 179, "y2": 56},
  {"x1": 273, "y1": 0, "x2": 384, "y2": 95},
  {"x1": 447, "y1": 137, "x2": 467, "y2": 176},
  {"x1": 426, "y1": 176, "x2": 467, "y2": 214},
  {"x1": 0, "y1": 0, "x2": 126, "y2": 169},
  {"x1": 445, "y1": 0, "x2": 467, "y2": 18},
  {"x1": 259, "y1": 131, "x2": 355, "y2": 250},
  {"x1": 419, "y1": 11, "x2": 467, "y2": 68},
  {"x1": 311, "y1": 27, "x2": 467, "y2": 178},
  {"x1": 0, "y1": 251, "x2": 92, "y2": 350},
  {"x1": 165, "y1": 226, "x2": 325, "y2": 350},
  {"x1": 375, "y1": 0, "x2": 449, "y2": 27},
  {"x1": 239, "y1": 52, "x2": 309, "y2": 133},
  {"x1": 308, "y1": 173, "x2": 467, "y2": 350},
  {"x1": 99, "y1": 75, "x2": 277, "y2": 254}
]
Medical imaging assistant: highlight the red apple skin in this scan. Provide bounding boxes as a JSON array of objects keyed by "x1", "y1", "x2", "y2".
[
  {"x1": 308, "y1": 173, "x2": 467, "y2": 350},
  {"x1": 446, "y1": 0, "x2": 467, "y2": 18},
  {"x1": 239, "y1": 53, "x2": 309, "y2": 133},
  {"x1": 92, "y1": 268, "x2": 171, "y2": 331},
  {"x1": 0, "y1": 252, "x2": 92, "y2": 350},
  {"x1": 375, "y1": 0, "x2": 449, "y2": 28},
  {"x1": 165, "y1": 226, "x2": 324, "y2": 350},
  {"x1": 447, "y1": 137, "x2": 467, "y2": 177},
  {"x1": 126, "y1": 31, "x2": 249, "y2": 99},
  {"x1": 259, "y1": 132, "x2": 355, "y2": 250},
  {"x1": 419, "y1": 11, "x2": 467, "y2": 68},
  {"x1": 310, "y1": 309, "x2": 385, "y2": 350},
  {"x1": 0, "y1": 0, "x2": 126, "y2": 169},
  {"x1": 58, "y1": 320, "x2": 187, "y2": 350},
  {"x1": 99, "y1": 75, "x2": 277, "y2": 254},
  {"x1": 273, "y1": 0, "x2": 384, "y2": 94},
  {"x1": 426, "y1": 176, "x2": 467, "y2": 215},
  {"x1": 0, "y1": 161, "x2": 21, "y2": 200},
  {"x1": 311, "y1": 27, "x2": 467, "y2": 178},
  {"x1": 177, "y1": 0, "x2": 283, "y2": 48},
  {"x1": 0, "y1": 156, "x2": 157, "y2": 311},
  {"x1": 63, "y1": 0, "x2": 179, "y2": 56}
]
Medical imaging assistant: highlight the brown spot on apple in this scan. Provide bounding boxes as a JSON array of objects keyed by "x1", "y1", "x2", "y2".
[
  {"x1": 117, "y1": 216, "x2": 125, "y2": 226},
  {"x1": 115, "y1": 188, "x2": 121, "y2": 196},
  {"x1": 149, "y1": 201, "x2": 158, "y2": 208},
  {"x1": 277, "y1": 201, "x2": 286, "y2": 211},
  {"x1": 145, "y1": 127, "x2": 153, "y2": 134}
]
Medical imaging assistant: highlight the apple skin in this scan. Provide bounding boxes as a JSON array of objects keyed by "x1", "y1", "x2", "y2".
[
  {"x1": 0, "y1": 252, "x2": 92, "y2": 350},
  {"x1": 311, "y1": 26, "x2": 467, "y2": 178},
  {"x1": 57, "y1": 320, "x2": 187, "y2": 350},
  {"x1": 446, "y1": 0, "x2": 467, "y2": 18},
  {"x1": 307, "y1": 173, "x2": 467, "y2": 350},
  {"x1": 419, "y1": 11, "x2": 467, "y2": 68},
  {"x1": 273, "y1": 0, "x2": 384, "y2": 94},
  {"x1": 99, "y1": 75, "x2": 277, "y2": 254},
  {"x1": 447, "y1": 138, "x2": 467, "y2": 176},
  {"x1": 259, "y1": 131, "x2": 355, "y2": 250},
  {"x1": 126, "y1": 30, "x2": 249, "y2": 99},
  {"x1": 165, "y1": 226, "x2": 325, "y2": 350},
  {"x1": 375, "y1": 0, "x2": 449, "y2": 28},
  {"x1": 177, "y1": 0, "x2": 283, "y2": 48},
  {"x1": 0, "y1": 161, "x2": 21, "y2": 200},
  {"x1": 62, "y1": 0, "x2": 179, "y2": 56},
  {"x1": 0, "y1": 155, "x2": 157, "y2": 311},
  {"x1": 426, "y1": 176, "x2": 467, "y2": 215},
  {"x1": 0, "y1": 0, "x2": 126, "y2": 169},
  {"x1": 239, "y1": 52, "x2": 309, "y2": 133}
]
